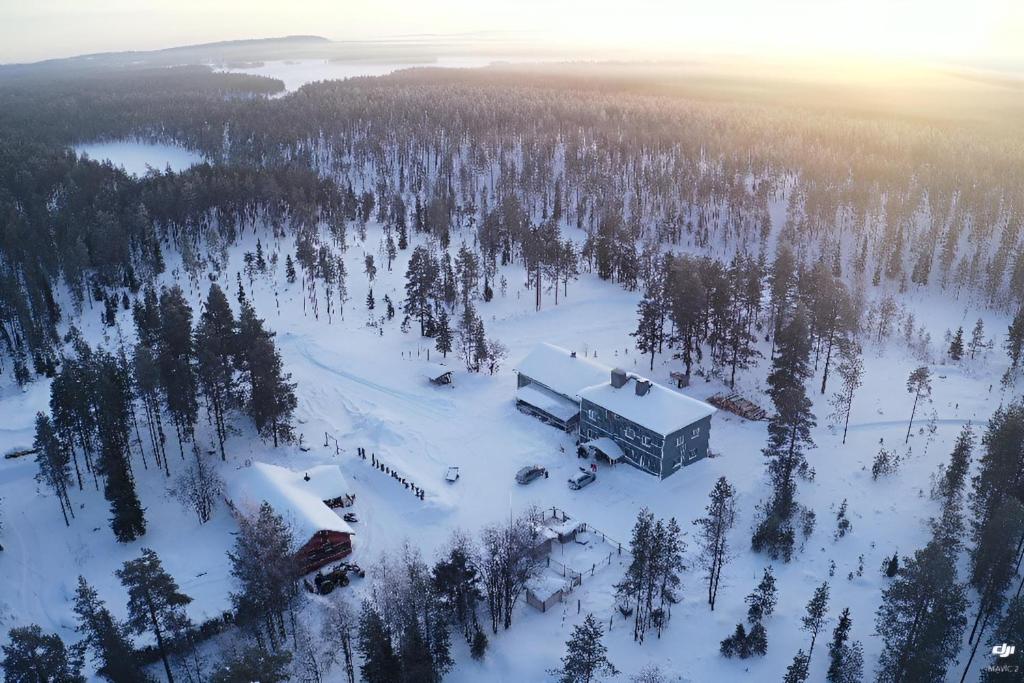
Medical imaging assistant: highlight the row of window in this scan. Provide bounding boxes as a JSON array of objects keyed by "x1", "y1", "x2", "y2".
[{"x1": 584, "y1": 407, "x2": 702, "y2": 449}]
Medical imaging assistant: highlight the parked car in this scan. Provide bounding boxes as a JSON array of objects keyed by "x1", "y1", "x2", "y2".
[
  {"x1": 568, "y1": 468, "x2": 596, "y2": 490},
  {"x1": 515, "y1": 465, "x2": 547, "y2": 484}
]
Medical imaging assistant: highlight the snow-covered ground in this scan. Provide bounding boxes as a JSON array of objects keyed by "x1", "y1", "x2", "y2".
[
  {"x1": 0, "y1": 206, "x2": 1015, "y2": 680},
  {"x1": 74, "y1": 140, "x2": 206, "y2": 176}
]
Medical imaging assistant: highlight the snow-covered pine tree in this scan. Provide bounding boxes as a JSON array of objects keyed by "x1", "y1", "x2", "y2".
[{"x1": 550, "y1": 614, "x2": 619, "y2": 683}]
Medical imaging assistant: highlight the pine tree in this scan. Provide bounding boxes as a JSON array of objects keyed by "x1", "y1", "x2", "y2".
[
  {"x1": 875, "y1": 539, "x2": 967, "y2": 683},
  {"x1": 1004, "y1": 307, "x2": 1024, "y2": 386},
  {"x1": 961, "y1": 498, "x2": 1024, "y2": 679},
  {"x1": 632, "y1": 290, "x2": 662, "y2": 371},
  {"x1": 157, "y1": 285, "x2": 199, "y2": 453},
  {"x1": 754, "y1": 305, "x2": 815, "y2": 560},
  {"x1": 981, "y1": 596, "x2": 1024, "y2": 682},
  {"x1": 356, "y1": 602, "x2": 400, "y2": 683},
  {"x1": 228, "y1": 501, "x2": 298, "y2": 651},
  {"x1": 285, "y1": 254, "x2": 296, "y2": 284},
  {"x1": 366, "y1": 287, "x2": 375, "y2": 311},
  {"x1": 746, "y1": 622, "x2": 768, "y2": 657},
  {"x1": 829, "y1": 341, "x2": 863, "y2": 445},
  {"x1": 116, "y1": 548, "x2": 192, "y2": 683},
  {"x1": 904, "y1": 365, "x2": 932, "y2": 443},
  {"x1": 551, "y1": 614, "x2": 619, "y2": 683},
  {"x1": 435, "y1": 309, "x2": 453, "y2": 359},
  {"x1": 693, "y1": 476, "x2": 736, "y2": 611},
  {"x1": 1, "y1": 625, "x2": 84, "y2": 683},
  {"x1": 948, "y1": 326, "x2": 965, "y2": 360},
  {"x1": 783, "y1": 649, "x2": 810, "y2": 683},
  {"x1": 237, "y1": 301, "x2": 296, "y2": 447},
  {"x1": 210, "y1": 646, "x2": 291, "y2": 683},
  {"x1": 745, "y1": 566, "x2": 778, "y2": 625},
  {"x1": 720, "y1": 623, "x2": 748, "y2": 658},
  {"x1": 33, "y1": 412, "x2": 75, "y2": 526},
  {"x1": 403, "y1": 246, "x2": 438, "y2": 336},
  {"x1": 825, "y1": 608, "x2": 863, "y2": 683},
  {"x1": 72, "y1": 576, "x2": 150, "y2": 683},
  {"x1": 801, "y1": 582, "x2": 830, "y2": 659},
  {"x1": 968, "y1": 318, "x2": 986, "y2": 359},
  {"x1": 194, "y1": 283, "x2": 237, "y2": 461}
]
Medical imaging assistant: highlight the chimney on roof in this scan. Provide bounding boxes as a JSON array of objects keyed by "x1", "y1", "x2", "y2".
[
  {"x1": 611, "y1": 368, "x2": 628, "y2": 389},
  {"x1": 570, "y1": 351, "x2": 577, "y2": 358},
  {"x1": 635, "y1": 379, "x2": 651, "y2": 396},
  {"x1": 303, "y1": 473, "x2": 311, "y2": 482}
]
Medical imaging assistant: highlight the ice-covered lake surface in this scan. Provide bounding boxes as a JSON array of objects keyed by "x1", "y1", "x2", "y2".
[
  {"x1": 218, "y1": 55, "x2": 540, "y2": 93},
  {"x1": 74, "y1": 140, "x2": 206, "y2": 176}
]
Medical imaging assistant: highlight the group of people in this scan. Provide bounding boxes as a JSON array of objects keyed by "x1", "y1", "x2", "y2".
[{"x1": 356, "y1": 446, "x2": 426, "y2": 501}]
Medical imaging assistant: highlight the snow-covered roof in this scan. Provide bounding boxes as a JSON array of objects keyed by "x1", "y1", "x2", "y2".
[
  {"x1": 583, "y1": 437, "x2": 625, "y2": 461},
  {"x1": 228, "y1": 462, "x2": 354, "y2": 541},
  {"x1": 516, "y1": 383, "x2": 580, "y2": 422},
  {"x1": 527, "y1": 574, "x2": 570, "y2": 602},
  {"x1": 515, "y1": 343, "x2": 611, "y2": 400},
  {"x1": 580, "y1": 375, "x2": 716, "y2": 436},
  {"x1": 423, "y1": 362, "x2": 454, "y2": 379},
  {"x1": 294, "y1": 465, "x2": 350, "y2": 501}
]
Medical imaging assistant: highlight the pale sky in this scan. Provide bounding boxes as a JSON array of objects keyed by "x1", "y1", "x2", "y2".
[{"x1": 2, "y1": 0, "x2": 1023, "y2": 68}]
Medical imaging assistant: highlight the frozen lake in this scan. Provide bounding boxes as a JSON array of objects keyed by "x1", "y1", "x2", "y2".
[
  {"x1": 75, "y1": 140, "x2": 206, "y2": 176},
  {"x1": 218, "y1": 56, "x2": 538, "y2": 93}
]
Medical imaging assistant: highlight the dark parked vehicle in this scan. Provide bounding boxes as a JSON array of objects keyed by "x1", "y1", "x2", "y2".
[{"x1": 516, "y1": 465, "x2": 547, "y2": 484}]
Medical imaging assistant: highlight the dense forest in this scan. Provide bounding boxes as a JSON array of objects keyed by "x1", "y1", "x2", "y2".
[
  {"x1": 3, "y1": 58, "x2": 1024, "y2": 683},
  {"x1": 2, "y1": 63, "x2": 1023, "y2": 383}
]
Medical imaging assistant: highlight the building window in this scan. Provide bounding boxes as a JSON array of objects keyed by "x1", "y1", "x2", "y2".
[
  {"x1": 642, "y1": 435, "x2": 650, "y2": 446},
  {"x1": 676, "y1": 435, "x2": 685, "y2": 447},
  {"x1": 587, "y1": 409, "x2": 596, "y2": 420},
  {"x1": 691, "y1": 426, "x2": 700, "y2": 438},
  {"x1": 625, "y1": 427, "x2": 635, "y2": 439}
]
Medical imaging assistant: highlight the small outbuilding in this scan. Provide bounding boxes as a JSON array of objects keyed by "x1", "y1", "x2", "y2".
[
  {"x1": 228, "y1": 462, "x2": 354, "y2": 575},
  {"x1": 424, "y1": 363, "x2": 454, "y2": 386}
]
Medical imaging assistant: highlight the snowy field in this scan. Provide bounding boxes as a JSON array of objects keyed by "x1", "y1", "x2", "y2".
[
  {"x1": 217, "y1": 56, "x2": 542, "y2": 93},
  {"x1": 74, "y1": 140, "x2": 206, "y2": 176},
  {"x1": 0, "y1": 145, "x2": 1017, "y2": 683}
]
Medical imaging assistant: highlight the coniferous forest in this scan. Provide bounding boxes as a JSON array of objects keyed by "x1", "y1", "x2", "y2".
[{"x1": 2, "y1": 45, "x2": 1024, "y2": 683}]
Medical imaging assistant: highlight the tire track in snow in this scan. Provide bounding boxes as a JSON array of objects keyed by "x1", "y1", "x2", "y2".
[
  {"x1": 844, "y1": 418, "x2": 975, "y2": 431},
  {"x1": 294, "y1": 339, "x2": 454, "y2": 420}
]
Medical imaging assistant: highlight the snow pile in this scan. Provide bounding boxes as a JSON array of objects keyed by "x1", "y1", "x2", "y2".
[
  {"x1": 580, "y1": 374, "x2": 716, "y2": 436},
  {"x1": 228, "y1": 462, "x2": 354, "y2": 540}
]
